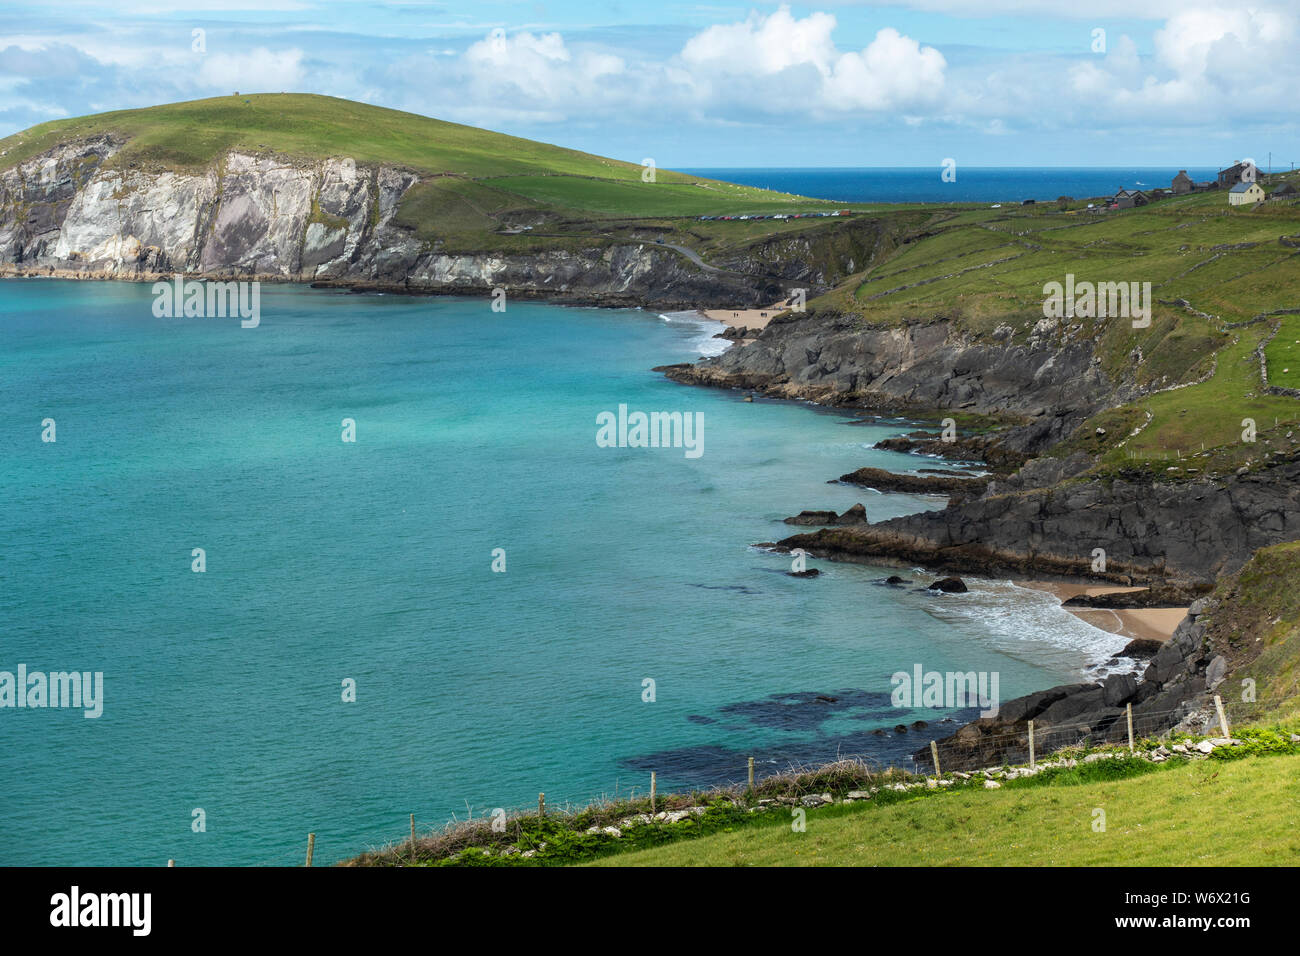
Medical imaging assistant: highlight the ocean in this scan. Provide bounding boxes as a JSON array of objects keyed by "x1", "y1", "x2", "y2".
[
  {"x1": 0, "y1": 279, "x2": 1131, "y2": 865},
  {"x1": 681, "y1": 167, "x2": 1224, "y2": 204}
]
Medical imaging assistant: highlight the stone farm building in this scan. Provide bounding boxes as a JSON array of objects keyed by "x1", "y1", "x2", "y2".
[
  {"x1": 1219, "y1": 161, "x2": 1258, "y2": 186},
  {"x1": 1172, "y1": 170, "x2": 1194, "y2": 194},
  {"x1": 1112, "y1": 188, "x2": 1149, "y2": 209}
]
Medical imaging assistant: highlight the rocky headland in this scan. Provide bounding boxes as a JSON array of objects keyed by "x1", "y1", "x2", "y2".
[
  {"x1": 0, "y1": 137, "x2": 898, "y2": 311},
  {"x1": 660, "y1": 291, "x2": 1300, "y2": 758}
]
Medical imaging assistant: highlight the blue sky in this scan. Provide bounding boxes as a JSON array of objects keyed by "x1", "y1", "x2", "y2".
[{"x1": 1, "y1": 1, "x2": 1295, "y2": 168}]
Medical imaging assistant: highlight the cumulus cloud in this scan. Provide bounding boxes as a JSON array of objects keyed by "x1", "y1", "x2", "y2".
[
  {"x1": 1061, "y1": 4, "x2": 1299, "y2": 122},
  {"x1": 461, "y1": 29, "x2": 625, "y2": 105},
  {"x1": 824, "y1": 28, "x2": 947, "y2": 110},
  {"x1": 681, "y1": 7, "x2": 946, "y2": 113},
  {"x1": 682, "y1": 7, "x2": 838, "y2": 76},
  {"x1": 196, "y1": 48, "x2": 305, "y2": 92}
]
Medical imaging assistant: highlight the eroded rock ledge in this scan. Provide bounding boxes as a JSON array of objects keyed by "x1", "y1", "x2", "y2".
[
  {"x1": 835, "y1": 465, "x2": 989, "y2": 497},
  {"x1": 777, "y1": 452, "x2": 1300, "y2": 587},
  {"x1": 659, "y1": 308, "x2": 1118, "y2": 457}
]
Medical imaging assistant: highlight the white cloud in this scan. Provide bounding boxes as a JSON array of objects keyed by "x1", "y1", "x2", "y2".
[
  {"x1": 824, "y1": 28, "x2": 947, "y2": 110},
  {"x1": 682, "y1": 7, "x2": 838, "y2": 76},
  {"x1": 679, "y1": 7, "x2": 946, "y2": 114},
  {"x1": 457, "y1": 30, "x2": 626, "y2": 113},
  {"x1": 1061, "y1": 4, "x2": 1299, "y2": 119},
  {"x1": 196, "y1": 48, "x2": 305, "y2": 92}
]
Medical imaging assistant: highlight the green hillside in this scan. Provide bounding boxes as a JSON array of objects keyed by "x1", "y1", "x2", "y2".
[
  {"x1": 808, "y1": 178, "x2": 1300, "y2": 475},
  {"x1": 0, "y1": 92, "x2": 694, "y2": 181},
  {"x1": 0, "y1": 93, "x2": 850, "y2": 254}
]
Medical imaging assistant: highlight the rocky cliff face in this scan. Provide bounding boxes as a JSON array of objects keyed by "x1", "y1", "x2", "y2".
[
  {"x1": 0, "y1": 138, "x2": 778, "y2": 308},
  {"x1": 781, "y1": 453, "x2": 1300, "y2": 586},
  {"x1": 663, "y1": 310, "x2": 1117, "y2": 454}
]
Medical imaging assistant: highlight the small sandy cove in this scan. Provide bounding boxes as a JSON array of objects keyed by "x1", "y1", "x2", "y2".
[
  {"x1": 1017, "y1": 582, "x2": 1188, "y2": 644},
  {"x1": 701, "y1": 299, "x2": 793, "y2": 331}
]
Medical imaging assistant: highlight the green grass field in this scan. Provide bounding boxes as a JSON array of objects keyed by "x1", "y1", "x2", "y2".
[{"x1": 585, "y1": 752, "x2": 1300, "y2": 866}]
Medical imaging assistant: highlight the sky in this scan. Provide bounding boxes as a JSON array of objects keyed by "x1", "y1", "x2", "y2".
[{"x1": 0, "y1": 0, "x2": 1295, "y2": 169}]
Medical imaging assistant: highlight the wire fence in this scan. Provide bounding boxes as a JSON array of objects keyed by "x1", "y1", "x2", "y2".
[
  {"x1": 281, "y1": 688, "x2": 1298, "y2": 867},
  {"x1": 913, "y1": 691, "x2": 1299, "y2": 775},
  {"x1": 187, "y1": 688, "x2": 1299, "y2": 867}
]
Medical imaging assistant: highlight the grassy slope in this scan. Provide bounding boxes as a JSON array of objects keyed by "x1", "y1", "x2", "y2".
[
  {"x1": 0, "y1": 93, "x2": 687, "y2": 180},
  {"x1": 814, "y1": 180, "x2": 1300, "y2": 473},
  {"x1": 1200, "y1": 541, "x2": 1300, "y2": 719},
  {"x1": 586, "y1": 752, "x2": 1300, "y2": 866}
]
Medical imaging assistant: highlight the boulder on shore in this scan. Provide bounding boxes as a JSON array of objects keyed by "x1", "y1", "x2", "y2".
[
  {"x1": 1119, "y1": 637, "x2": 1163, "y2": 659},
  {"x1": 928, "y1": 577, "x2": 969, "y2": 593}
]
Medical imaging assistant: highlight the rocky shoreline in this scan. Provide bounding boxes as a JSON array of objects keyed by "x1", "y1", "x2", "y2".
[
  {"x1": 654, "y1": 289, "x2": 1300, "y2": 763},
  {"x1": 918, "y1": 592, "x2": 1231, "y2": 771}
]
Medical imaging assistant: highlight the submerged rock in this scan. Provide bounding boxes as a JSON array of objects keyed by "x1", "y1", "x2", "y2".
[{"x1": 783, "y1": 503, "x2": 868, "y2": 527}]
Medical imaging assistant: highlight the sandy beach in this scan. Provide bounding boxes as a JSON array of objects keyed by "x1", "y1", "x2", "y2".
[
  {"x1": 1017, "y1": 581, "x2": 1188, "y2": 644},
  {"x1": 701, "y1": 299, "x2": 792, "y2": 331}
]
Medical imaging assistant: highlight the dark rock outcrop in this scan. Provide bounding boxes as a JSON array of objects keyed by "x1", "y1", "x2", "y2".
[
  {"x1": 1062, "y1": 585, "x2": 1207, "y2": 609},
  {"x1": 779, "y1": 451, "x2": 1300, "y2": 586},
  {"x1": 1118, "y1": 637, "x2": 1164, "y2": 659},
  {"x1": 783, "y1": 503, "x2": 869, "y2": 527},
  {"x1": 835, "y1": 466, "x2": 989, "y2": 497},
  {"x1": 659, "y1": 309, "x2": 1115, "y2": 458},
  {"x1": 927, "y1": 577, "x2": 969, "y2": 593}
]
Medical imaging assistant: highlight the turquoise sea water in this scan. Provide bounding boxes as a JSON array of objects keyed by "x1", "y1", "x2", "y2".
[{"x1": 0, "y1": 280, "x2": 1128, "y2": 865}]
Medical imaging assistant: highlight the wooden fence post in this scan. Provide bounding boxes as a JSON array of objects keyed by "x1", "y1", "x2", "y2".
[
  {"x1": 1127, "y1": 703, "x2": 1135, "y2": 752},
  {"x1": 410, "y1": 813, "x2": 416, "y2": 861},
  {"x1": 747, "y1": 756, "x2": 754, "y2": 791},
  {"x1": 1028, "y1": 720, "x2": 1035, "y2": 770},
  {"x1": 1215, "y1": 695, "x2": 1230, "y2": 737},
  {"x1": 305, "y1": 833, "x2": 315, "y2": 868},
  {"x1": 930, "y1": 740, "x2": 941, "y2": 779},
  {"x1": 650, "y1": 772, "x2": 657, "y2": 813},
  {"x1": 538, "y1": 793, "x2": 545, "y2": 817}
]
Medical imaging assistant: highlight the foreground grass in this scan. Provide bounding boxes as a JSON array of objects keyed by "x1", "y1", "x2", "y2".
[{"x1": 586, "y1": 751, "x2": 1300, "y2": 867}]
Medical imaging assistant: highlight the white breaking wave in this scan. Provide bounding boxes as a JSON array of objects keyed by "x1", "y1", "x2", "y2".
[
  {"x1": 922, "y1": 578, "x2": 1135, "y2": 675},
  {"x1": 659, "y1": 310, "x2": 730, "y2": 357}
]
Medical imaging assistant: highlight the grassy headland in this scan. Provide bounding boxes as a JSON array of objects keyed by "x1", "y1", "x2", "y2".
[{"x1": 0, "y1": 93, "x2": 859, "y2": 257}]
